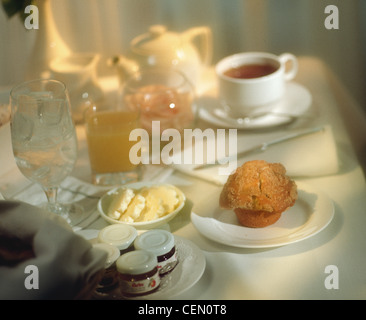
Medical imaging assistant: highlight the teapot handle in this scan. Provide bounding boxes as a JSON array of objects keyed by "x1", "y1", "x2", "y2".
[{"x1": 183, "y1": 27, "x2": 212, "y2": 66}]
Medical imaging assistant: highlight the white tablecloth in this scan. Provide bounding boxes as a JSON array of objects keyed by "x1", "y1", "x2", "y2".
[{"x1": 1, "y1": 57, "x2": 366, "y2": 299}]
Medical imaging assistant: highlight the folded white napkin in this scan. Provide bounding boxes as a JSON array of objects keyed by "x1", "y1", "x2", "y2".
[
  {"x1": 172, "y1": 125, "x2": 339, "y2": 185},
  {"x1": 0, "y1": 164, "x2": 175, "y2": 231},
  {"x1": 0, "y1": 200, "x2": 107, "y2": 299},
  {"x1": 1, "y1": 175, "x2": 112, "y2": 231}
]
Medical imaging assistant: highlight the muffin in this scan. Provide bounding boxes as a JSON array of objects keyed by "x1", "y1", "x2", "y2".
[{"x1": 219, "y1": 160, "x2": 297, "y2": 228}]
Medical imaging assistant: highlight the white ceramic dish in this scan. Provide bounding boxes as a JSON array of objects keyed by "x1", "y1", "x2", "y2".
[
  {"x1": 198, "y1": 82, "x2": 312, "y2": 129},
  {"x1": 123, "y1": 235, "x2": 206, "y2": 300},
  {"x1": 191, "y1": 182, "x2": 334, "y2": 248},
  {"x1": 77, "y1": 230, "x2": 206, "y2": 300},
  {"x1": 98, "y1": 182, "x2": 186, "y2": 229}
]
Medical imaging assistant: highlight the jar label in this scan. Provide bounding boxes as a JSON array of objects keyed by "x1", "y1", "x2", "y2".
[
  {"x1": 159, "y1": 250, "x2": 178, "y2": 275},
  {"x1": 119, "y1": 272, "x2": 160, "y2": 295}
]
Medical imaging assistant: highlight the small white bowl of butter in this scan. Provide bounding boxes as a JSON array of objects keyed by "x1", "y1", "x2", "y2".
[{"x1": 98, "y1": 182, "x2": 186, "y2": 229}]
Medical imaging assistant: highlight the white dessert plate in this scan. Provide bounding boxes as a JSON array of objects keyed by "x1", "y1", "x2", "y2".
[
  {"x1": 191, "y1": 182, "x2": 334, "y2": 248},
  {"x1": 124, "y1": 235, "x2": 206, "y2": 300},
  {"x1": 98, "y1": 182, "x2": 186, "y2": 229},
  {"x1": 77, "y1": 230, "x2": 206, "y2": 300},
  {"x1": 197, "y1": 82, "x2": 312, "y2": 129}
]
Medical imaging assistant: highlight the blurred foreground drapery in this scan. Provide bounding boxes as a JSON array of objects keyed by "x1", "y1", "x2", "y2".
[{"x1": 0, "y1": 0, "x2": 365, "y2": 111}]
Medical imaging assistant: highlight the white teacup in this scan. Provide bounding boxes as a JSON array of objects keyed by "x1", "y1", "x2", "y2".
[{"x1": 216, "y1": 52, "x2": 298, "y2": 117}]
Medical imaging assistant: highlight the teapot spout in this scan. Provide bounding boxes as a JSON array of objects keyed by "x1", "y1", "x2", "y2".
[{"x1": 108, "y1": 55, "x2": 139, "y2": 83}]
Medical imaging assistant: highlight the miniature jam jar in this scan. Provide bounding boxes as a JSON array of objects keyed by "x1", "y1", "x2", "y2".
[
  {"x1": 92, "y1": 243, "x2": 120, "y2": 298},
  {"x1": 98, "y1": 224, "x2": 137, "y2": 255},
  {"x1": 116, "y1": 250, "x2": 160, "y2": 297},
  {"x1": 134, "y1": 230, "x2": 178, "y2": 275}
]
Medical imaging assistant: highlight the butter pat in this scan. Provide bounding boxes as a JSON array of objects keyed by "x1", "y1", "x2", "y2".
[
  {"x1": 107, "y1": 188, "x2": 135, "y2": 219},
  {"x1": 138, "y1": 186, "x2": 179, "y2": 221},
  {"x1": 119, "y1": 194, "x2": 145, "y2": 223},
  {"x1": 108, "y1": 185, "x2": 183, "y2": 223}
]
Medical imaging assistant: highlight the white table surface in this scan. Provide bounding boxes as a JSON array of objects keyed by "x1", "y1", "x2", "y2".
[{"x1": 1, "y1": 56, "x2": 366, "y2": 300}]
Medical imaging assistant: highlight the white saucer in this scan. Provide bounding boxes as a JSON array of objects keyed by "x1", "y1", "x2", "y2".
[
  {"x1": 76, "y1": 230, "x2": 206, "y2": 299},
  {"x1": 198, "y1": 82, "x2": 312, "y2": 129},
  {"x1": 191, "y1": 182, "x2": 334, "y2": 248},
  {"x1": 125, "y1": 235, "x2": 206, "y2": 300}
]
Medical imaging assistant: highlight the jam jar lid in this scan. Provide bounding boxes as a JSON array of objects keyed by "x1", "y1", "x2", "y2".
[
  {"x1": 98, "y1": 224, "x2": 137, "y2": 250},
  {"x1": 134, "y1": 230, "x2": 175, "y2": 257},
  {"x1": 93, "y1": 243, "x2": 120, "y2": 268},
  {"x1": 116, "y1": 250, "x2": 157, "y2": 275}
]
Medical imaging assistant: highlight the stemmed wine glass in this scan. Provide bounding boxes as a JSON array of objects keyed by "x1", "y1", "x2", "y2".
[{"x1": 10, "y1": 79, "x2": 83, "y2": 225}]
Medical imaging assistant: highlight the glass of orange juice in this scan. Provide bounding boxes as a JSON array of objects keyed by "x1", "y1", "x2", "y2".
[{"x1": 85, "y1": 101, "x2": 142, "y2": 186}]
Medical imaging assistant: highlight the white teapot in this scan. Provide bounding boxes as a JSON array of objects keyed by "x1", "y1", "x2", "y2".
[{"x1": 109, "y1": 25, "x2": 212, "y2": 87}]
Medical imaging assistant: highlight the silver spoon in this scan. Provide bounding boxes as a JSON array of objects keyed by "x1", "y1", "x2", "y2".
[{"x1": 213, "y1": 108, "x2": 308, "y2": 125}]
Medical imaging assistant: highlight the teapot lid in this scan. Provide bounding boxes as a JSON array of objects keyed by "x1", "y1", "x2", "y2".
[{"x1": 131, "y1": 25, "x2": 182, "y2": 55}]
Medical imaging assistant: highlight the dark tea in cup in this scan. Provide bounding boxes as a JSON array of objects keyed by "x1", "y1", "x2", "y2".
[
  {"x1": 224, "y1": 63, "x2": 278, "y2": 79},
  {"x1": 216, "y1": 52, "x2": 298, "y2": 115}
]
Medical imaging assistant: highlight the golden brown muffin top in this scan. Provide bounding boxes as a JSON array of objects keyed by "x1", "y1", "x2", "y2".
[{"x1": 219, "y1": 160, "x2": 297, "y2": 213}]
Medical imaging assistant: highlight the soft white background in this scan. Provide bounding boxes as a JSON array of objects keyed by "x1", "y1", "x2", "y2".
[{"x1": 0, "y1": 0, "x2": 365, "y2": 112}]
